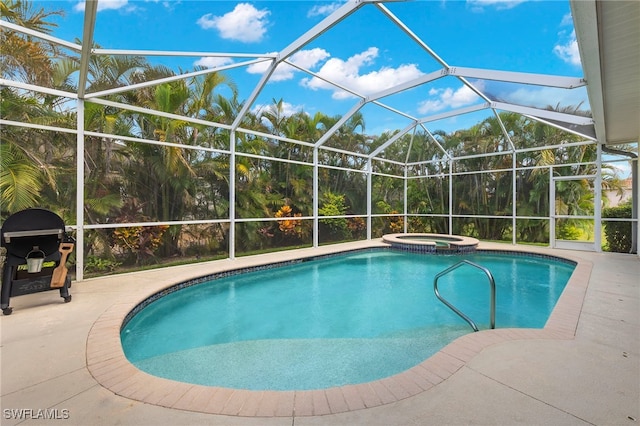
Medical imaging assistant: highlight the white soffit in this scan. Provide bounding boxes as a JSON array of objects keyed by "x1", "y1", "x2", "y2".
[{"x1": 572, "y1": 0, "x2": 640, "y2": 146}]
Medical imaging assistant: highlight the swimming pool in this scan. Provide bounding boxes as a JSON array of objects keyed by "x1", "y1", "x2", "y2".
[{"x1": 121, "y1": 249, "x2": 575, "y2": 391}]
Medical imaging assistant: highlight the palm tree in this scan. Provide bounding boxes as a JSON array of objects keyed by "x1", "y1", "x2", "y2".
[
  {"x1": 0, "y1": 1, "x2": 67, "y2": 217},
  {"x1": 0, "y1": 0, "x2": 62, "y2": 86}
]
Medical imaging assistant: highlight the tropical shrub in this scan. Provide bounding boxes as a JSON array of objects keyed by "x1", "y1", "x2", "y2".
[
  {"x1": 319, "y1": 192, "x2": 350, "y2": 240},
  {"x1": 110, "y1": 201, "x2": 170, "y2": 265},
  {"x1": 347, "y1": 217, "x2": 366, "y2": 239},
  {"x1": 602, "y1": 203, "x2": 633, "y2": 253},
  {"x1": 274, "y1": 204, "x2": 308, "y2": 242},
  {"x1": 555, "y1": 224, "x2": 582, "y2": 240},
  {"x1": 376, "y1": 201, "x2": 404, "y2": 234}
]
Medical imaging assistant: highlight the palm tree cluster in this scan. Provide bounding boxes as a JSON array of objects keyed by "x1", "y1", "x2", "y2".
[{"x1": 1, "y1": 2, "x2": 625, "y2": 274}]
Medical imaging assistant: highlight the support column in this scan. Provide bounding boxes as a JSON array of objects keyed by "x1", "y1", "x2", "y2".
[
  {"x1": 75, "y1": 99, "x2": 85, "y2": 282},
  {"x1": 448, "y1": 161, "x2": 453, "y2": 234},
  {"x1": 313, "y1": 147, "x2": 319, "y2": 247},
  {"x1": 229, "y1": 131, "x2": 236, "y2": 259},
  {"x1": 367, "y1": 159, "x2": 372, "y2": 240},
  {"x1": 549, "y1": 166, "x2": 555, "y2": 247},
  {"x1": 595, "y1": 143, "x2": 603, "y2": 252},
  {"x1": 512, "y1": 153, "x2": 517, "y2": 245},
  {"x1": 403, "y1": 165, "x2": 408, "y2": 233}
]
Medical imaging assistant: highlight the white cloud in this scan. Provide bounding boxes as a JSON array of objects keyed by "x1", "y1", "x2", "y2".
[
  {"x1": 307, "y1": 2, "x2": 343, "y2": 17},
  {"x1": 559, "y1": 12, "x2": 573, "y2": 27},
  {"x1": 253, "y1": 101, "x2": 305, "y2": 119},
  {"x1": 553, "y1": 30, "x2": 581, "y2": 66},
  {"x1": 246, "y1": 59, "x2": 274, "y2": 77},
  {"x1": 197, "y1": 3, "x2": 269, "y2": 43},
  {"x1": 194, "y1": 57, "x2": 235, "y2": 68},
  {"x1": 290, "y1": 48, "x2": 331, "y2": 69},
  {"x1": 247, "y1": 48, "x2": 330, "y2": 82},
  {"x1": 467, "y1": 0, "x2": 526, "y2": 11},
  {"x1": 74, "y1": 0, "x2": 131, "y2": 12},
  {"x1": 418, "y1": 83, "x2": 484, "y2": 114},
  {"x1": 300, "y1": 47, "x2": 423, "y2": 100},
  {"x1": 160, "y1": 1, "x2": 180, "y2": 11}
]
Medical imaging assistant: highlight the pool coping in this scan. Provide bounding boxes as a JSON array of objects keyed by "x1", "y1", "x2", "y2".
[{"x1": 86, "y1": 242, "x2": 592, "y2": 417}]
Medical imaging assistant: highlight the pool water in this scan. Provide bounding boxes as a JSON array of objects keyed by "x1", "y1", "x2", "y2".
[{"x1": 121, "y1": 250, "x2": 575, "y2": 390}]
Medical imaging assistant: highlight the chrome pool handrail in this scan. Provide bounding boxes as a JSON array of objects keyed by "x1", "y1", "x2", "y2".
[{"x1": 433, "y1": 260, "x2": 496, "y2": 332}]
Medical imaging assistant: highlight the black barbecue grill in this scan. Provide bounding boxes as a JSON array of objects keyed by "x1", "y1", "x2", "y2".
[{"x1": 1, "y1": 208, "x2": 73, "y2": 315}]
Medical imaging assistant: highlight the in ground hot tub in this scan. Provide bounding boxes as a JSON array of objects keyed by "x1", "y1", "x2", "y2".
[{"x1": 382, "y1": 233, "x2": 479, "y2": 253}]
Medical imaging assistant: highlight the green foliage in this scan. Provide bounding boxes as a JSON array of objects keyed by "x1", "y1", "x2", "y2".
[
  {"x1": 602, "y1": 203, "x2": 633, "y2": 253},
  {"x1": 111, "y1": 201, "x2": 170, "y2": 265},
  {"x1": 376, "y1": 201, "x2": 404, "y2": 234},
  {"x1": 0, "y1": 143, "x2": 43, "y2": 213},
  {"x1": 85, "y1": 256, "x2": 121, "y2": 274},
  {"x1": 319, "y1": 192, "x2": 350, "y2": 240},
  {"x1": 555, "y1": 224, "x2": 582, "y2": 240}
]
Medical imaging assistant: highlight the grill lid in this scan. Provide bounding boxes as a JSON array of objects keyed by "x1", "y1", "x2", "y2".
[{"x1": 1, "y1": 208, "x2": 66, "y2": 258}]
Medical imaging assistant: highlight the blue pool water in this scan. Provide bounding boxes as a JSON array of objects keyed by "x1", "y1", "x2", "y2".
[{"x1": 121, "y1": 249, "x2": 575, "y2": 390}]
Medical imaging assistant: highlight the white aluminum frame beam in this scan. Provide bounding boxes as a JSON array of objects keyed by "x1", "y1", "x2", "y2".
[
  {"x1": 286, "y1": 59, "x2": 419, "y2": 123},
  {"x1": 315, "y1": 100, "x2": 366, "y2": 147},
  {"x1": 523, "y1": 115, "x2": 597, "y2": 141},
  {"x1": 77, "y1": 0, "x2": 98, "y2": 99},
  {"x1": 236, "y1": 128, "x2": 317, "y2": 149},
  {"x1": 369, "y1": 122, "x2": 417, "y2": 158},
  {"x1": 420, "y1": 125, "x2": 452, "y2": 160},
  {"x1": 230, "y1": 59, "x2": 277, "y2": 130},
  {"x1": 375, "y1": 3, "x2": 448, "y2": 68},
  {"x1": 376, "y1": 3, "x2": 495, "y2": 108},
  {"x1": 0, "y1": 20, "x2": 82, "y2": 51},
  {"x1": 231, "y1": 0, "x2": 368, "y2": 132},
  {"x1": 278, "y1": 0, "x2": 368, "y2": 61},
  {"x1": 84, "y1": 131, "x2": 232, "y2": 155},
  {"x1": 88, "y1": 98, "x2": 233, "y2": 130},
  {"x1": 0, "y1": 120, "x2": 77, "y2": 134},
  {"x1": 448, "y1": 67, "x2": 586, "y2": 89},
  {"x1": 372, "y1": 156, "x2": 406, "y2": 168},
  {"x1": 284, "y1": 60, "x2": 366, "y2": 101},
  {"x1": 320, "y1": 144, "x2": 371, "y2": 161},
  {"x1": 367, "y1": 69, "x2": 446, "y2": 102},
  {"x1": 85, "y1": 58, "x2": 270, "y2": 99},
  {"x1": 419, "y1": 103, "x2": 490, "y2": 124},
  {"x1": 492, "y1": 101, "x2": 594, "y2": 126},
  {"x1": 0, "y1": 79, "x2": 77, "y2": 99},
  {"x1": 493, "y1": 109, "x2": 517, "y2": 152},
  {"x1": 404, "y1": 127, "x2": 417, "y2": 166},
  {"x1": 76, "y1": 100, "x2": 85, "y2": 280},
  {"x1": 370, "y1": 100, "x2": 418, "y2": 122},
  {"x1": 93, "y1": 49, "x2": 277, "y2": 59}
]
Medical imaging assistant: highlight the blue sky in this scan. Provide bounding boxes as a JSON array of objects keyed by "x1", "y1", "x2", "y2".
[{"x1": 38, "y1": 0, "x2": 588, "y2": 137}]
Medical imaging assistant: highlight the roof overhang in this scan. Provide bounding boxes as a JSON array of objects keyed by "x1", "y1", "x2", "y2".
[{"x1": 571, "y1": 0, "x2": 640, "y2": 146}]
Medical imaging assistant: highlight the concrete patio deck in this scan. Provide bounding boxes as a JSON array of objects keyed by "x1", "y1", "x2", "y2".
[{"x1": 1, "y1": 241, "x2": 638, "y2": 425}]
